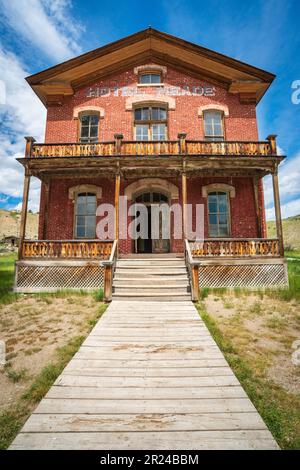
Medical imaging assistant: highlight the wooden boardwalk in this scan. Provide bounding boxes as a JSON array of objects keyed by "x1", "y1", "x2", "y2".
[{"x1": 10, "y1": 301, "x2": 279, "y2": 450}]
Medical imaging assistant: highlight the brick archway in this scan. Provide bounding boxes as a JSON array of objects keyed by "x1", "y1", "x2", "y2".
[{"x1": 124, "y1": 178, "x2": 179, "y2": 200}]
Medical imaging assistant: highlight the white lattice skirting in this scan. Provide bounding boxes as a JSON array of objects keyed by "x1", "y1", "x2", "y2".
[
  {"x1": 14, "y1": 260, "x2": 105, "y2": 293},
  {"x1": 198, "y1": 259, "x2": 288, "y2": 288}
]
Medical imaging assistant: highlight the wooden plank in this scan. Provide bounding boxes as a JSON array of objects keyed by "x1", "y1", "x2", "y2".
[
  {"x1": 55, "y1": 375, "x2": 240, "y2": 388},
  {"x1": 22, "y1": 412, "x2": 266, "y2": 433},
  {"x1": 67, "y1": 358, "x2": 228, "y2": 368},
  {"x1": 61, "y1": 366, "x2": 233, "y2": 378},
  {"x1": 34, "y1": 398, "x2": 257, "y2": 414},
  {"x1": 46, "y1": 385, "x2": 246, "y2": 400},
  {"x1": 11, "y1": 431, "x2": 279, "y2": 450}
]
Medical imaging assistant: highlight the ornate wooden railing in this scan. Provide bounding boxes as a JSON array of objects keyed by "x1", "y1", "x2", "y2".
[
  {"x1": 21, "y1": 240, "x2": 113, "y2": 260},
  {"x1": 189, "y1": 238, "x2": 280, "y2": 258},
  {"x1": 28, "y1": 137, "x2": 277, "y2": 159}
]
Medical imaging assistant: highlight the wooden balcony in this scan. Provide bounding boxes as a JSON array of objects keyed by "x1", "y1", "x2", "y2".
[
  {"x1": 189, "y1": 238, "x2": 280, "y2": 258},
  {"x1": 21, "y1": 240, "x2": 113, "y2": 260},
  {"x1": 27, "y1": 135, "x2": 278, "y2": 159}
]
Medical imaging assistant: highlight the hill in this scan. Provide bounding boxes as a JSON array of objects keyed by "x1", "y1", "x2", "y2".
[
  {"x1": 267, "y1": 214, "x2": 300, "y2": 251},
  {"x1": 0, "y1": 209, "x2": 39, "y2": 241}
]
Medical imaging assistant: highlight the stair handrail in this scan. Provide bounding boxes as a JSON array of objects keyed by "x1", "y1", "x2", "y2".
[
  {"x1": 185, "y1": 239, "x2": 200, "y2": 302},
  {"x1": 102, "y1": 239, "x2": 118, "y2": 302}
]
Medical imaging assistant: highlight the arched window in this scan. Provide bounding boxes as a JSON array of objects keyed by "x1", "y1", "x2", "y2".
[
  {"x1": 79, "y1": 114, "x2": 99, "y2": 143},
  {"x1": 203, "y1": 111, "x2": 224, "y2": 141},
  {"x1": 208, "y1": 191, "x2": 230, "y2": 237},
  {"x1": 134, "y1": 106, "x2": 167, "y2": 141},
  {"x1": 75, "y1": 192, "x2": 97, "y2": 238}
]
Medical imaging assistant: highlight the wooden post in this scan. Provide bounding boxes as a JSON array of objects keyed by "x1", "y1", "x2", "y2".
[
  {"x1": 178, "y1": 132, "x2": 187, "y2": 154},
  {"x1": 267, "y1": 135, "x2": 277, "y2": 155},
  {"x1": 114, "y1": 133, "x2": 123, "y2": 155},
  {"x1": 192, "y1": 264, "x2": 199, "y2": 302},
  {"x1": 24, "y1": 136, "x2": 35, "y2": 158},
  {"x1": 104, "y1": 264, "x2": 112, "y2": 302},
  {"x1": 42, "y1": 179, "x2": 50, "y2": 239},
  {"x1": 252, "y1": 176, "x2": 262, "y2": 238},
  {"x1": 182, "y1": 165, "x2": 187, "y2": 239},
  {"x1": 272, "y1": 169, "x2": 284, "y2": 256},
  {"x1": 115, "y1": 169, "x2": 121, "y2": 240},
  {"x1": 18, "y1": 169, "x2": 31, "y2": 259}
]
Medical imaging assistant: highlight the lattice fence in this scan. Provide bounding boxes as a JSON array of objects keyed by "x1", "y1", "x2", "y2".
[
  {"x1": 199, "y1": 263, "x2": 288, "y2": 288},
  {"x1": 15, "y1": 264, "x2": 105, "y2": 292}
]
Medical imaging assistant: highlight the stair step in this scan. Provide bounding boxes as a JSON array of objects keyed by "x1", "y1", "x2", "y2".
[
  {"x1": 114, "y1": 286, "x2": 189, "y2": 293},
  {"x1": 117, "y1": 261, "x2": 186, "y2": 267},
  {"x1": 113, "y1": 292, "x2": 191, "y2": 299},
  {"x1": 113, "y1": 278, "x2": 188, "y2": 288}
]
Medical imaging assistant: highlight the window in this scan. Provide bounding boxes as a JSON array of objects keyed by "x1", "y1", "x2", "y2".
[
  {"x1": 208, "y1": 191, "x2": 230, "y2": 237},
  {"x1": 80, "y1": 114, "x2": 99, "y2": 143},
  {"x1": 134, "y1": 106, "x2": 167, "y2": 141},
  {"x1": 75, "y1": 192, "x2": 97, "y2": 238},
  {"x1": 139, "y1": 73, "x2": 161, "y2": 84},
  {"x1": 204, "y1": 111, "x2": 224, "y2": 141}
]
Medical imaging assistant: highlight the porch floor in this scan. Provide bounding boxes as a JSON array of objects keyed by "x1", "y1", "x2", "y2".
[{"x1": 10, "y1": 300, "x2": 278, "y2": 450}]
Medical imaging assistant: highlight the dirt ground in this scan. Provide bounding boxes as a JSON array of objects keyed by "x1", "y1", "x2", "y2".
[
  {"x1": 204, "y1": 293, "x2": 300, "y2": 394},
  {"x1": 0, "y1": 294, "x2": 101, "y2": 412}
]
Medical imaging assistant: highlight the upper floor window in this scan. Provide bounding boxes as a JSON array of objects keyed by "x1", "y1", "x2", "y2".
[
  {"x1": 134, "y1": 106, "x2": 167, "y2": 141},
  {"x1": 204, "y1": 111, "x2": 224, "y2": 141},
  {"x1": 208, "y1": 191, "x2": 230, "y2": 237},
  {"x1": 75, "y1": 192, "x2": 97, "y2": 238},
  {"x1": 80, "y1": 114, "x2": 99, "y2": 143},
  {"x1": 139, "y1": 73, "x2": 161, "y2": 84}
]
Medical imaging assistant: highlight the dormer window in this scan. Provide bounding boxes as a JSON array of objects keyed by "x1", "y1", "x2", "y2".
[
  {"x1": 79, "y1": 114, "x2": 99, "y2": 143},
  {"x1": 139, "y1": 73, "x2": 161, "y2": 84}
]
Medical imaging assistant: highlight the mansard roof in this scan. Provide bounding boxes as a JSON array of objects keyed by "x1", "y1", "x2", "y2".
[{"x1": 26, "y1": 27, "x2": 275, "y2": 106}]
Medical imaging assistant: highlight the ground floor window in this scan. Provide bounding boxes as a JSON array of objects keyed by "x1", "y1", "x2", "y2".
[
  {"x1": 75, "y1": 192, "x2": 97, "y2": 238},
  {"x1": 208, "y1": 191, "x2": 230, "y2": 237}
]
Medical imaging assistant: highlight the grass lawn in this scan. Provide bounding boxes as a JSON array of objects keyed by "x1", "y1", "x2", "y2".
[
  {"x1": 197, "y1": 254, "x2": 300, "y2": 450},
  {"x1": 0, "y1": 252, "x2": 106, "y2": 449}
]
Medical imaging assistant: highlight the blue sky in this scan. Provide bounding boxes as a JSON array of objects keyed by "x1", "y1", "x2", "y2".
[{"x1": 0, "y1": 0, "x2": 299, "y2": 219}]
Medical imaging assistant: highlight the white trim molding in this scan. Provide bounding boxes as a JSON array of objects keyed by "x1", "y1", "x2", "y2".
[
  {"x1": 73, "y1": 105, "x2": 105, "y2": 119},
  {"x1": 125, "y1": 95, "x2": 175, "y2": 110},
  {"x1": 198, "y1": 104, "x2": 229, "y2": 117},
  {"x1": 202, "y1": 183, "x2": 235, "y2": 198},
  {"x1": 133, "y1": 64, "x2": 167, "y2": 76},
  {"x1": 68, "y1": 184, "x2": 102, "y2": 200},
  {"x1": 124, "y1": 178, "x2": 179, "y2": 200}
]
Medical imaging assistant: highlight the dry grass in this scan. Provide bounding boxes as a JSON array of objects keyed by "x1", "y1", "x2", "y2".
[
  {"x1": 197, "y1": 291, "x2": 300, "y2": 449},
  {"x1": 0, "y1": 291, "x2": 107, "y2": 448}
]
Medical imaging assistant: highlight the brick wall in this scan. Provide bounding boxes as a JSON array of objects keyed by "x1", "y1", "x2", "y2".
[
  {"x1": 39, "y1": 176, "x2": 260, "y2": 254},
  {"x1": 39, "y1": 63, "x2": 266, "y2": 251},
  {"x1": 45, "y1": 64, "x2": 258, "y2": 143}
]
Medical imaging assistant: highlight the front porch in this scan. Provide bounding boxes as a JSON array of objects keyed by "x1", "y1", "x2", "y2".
[{"x1": 14, "y1": 134, "x2": 287, "y2": 300}]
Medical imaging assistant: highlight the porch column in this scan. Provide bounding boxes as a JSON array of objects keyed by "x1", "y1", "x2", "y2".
[
  {"x1": 18, "y1": 169, "x2": 31, "y2": 259},
  {"x1": 252, "y1": 176, "x2": 262, "y2": 238},
  {"x1": 18, "y1": 137, "x2": 35, "y2": 259},
  {"x1": 115, "y1": 168, "x2": 120, "y2": 240},
  {"x1": 182, "y1": 163, "x2": 187, "y2": 239},
  {"x1": 42, "y1": 179, "x2": 50, "y2": 239},
  {"x1": 272, "y1": 168, "x2": 284, "y2": 256}
]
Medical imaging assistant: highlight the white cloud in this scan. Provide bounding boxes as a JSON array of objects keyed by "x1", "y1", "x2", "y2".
[
  {"x1": 263, "y1": 151, "x2": 300, "y2": 220},
  {"x1": 0, "y1": 0, "x2": 82, "y2": 62},
  {"x1": 0, "y1": 0, "x2": 82, "y2": 211}
]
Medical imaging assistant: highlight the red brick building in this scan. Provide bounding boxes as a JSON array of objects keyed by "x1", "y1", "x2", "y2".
[{"x1": 15, "y1": 28, "x2": 287, "y2": 300}]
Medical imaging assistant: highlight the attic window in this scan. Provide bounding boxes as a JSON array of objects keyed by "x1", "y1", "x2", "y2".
[{"x1": 139, "y1": 73, "x2": 161, "y2": 84}]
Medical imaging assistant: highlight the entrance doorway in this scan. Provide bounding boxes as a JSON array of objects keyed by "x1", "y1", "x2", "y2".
[{"x1": 133, "y1": 192, "x2": 170, "y2": 254}]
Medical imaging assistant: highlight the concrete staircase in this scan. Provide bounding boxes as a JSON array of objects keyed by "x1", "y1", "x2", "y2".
[{"x1": 112, "y1": 256, "x2": 191, "y2": 301}]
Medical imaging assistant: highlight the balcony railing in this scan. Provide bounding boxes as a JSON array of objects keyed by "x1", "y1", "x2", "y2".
[
  {"x1": 21, "y1": 240, "x2": 113, "y2": 260},
  {"x1": 189, "y1": 238, "x2": 280, "y2": 258},
  {"x1": 27, "y1": 136, "x2": 278, "y2": 159}
]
